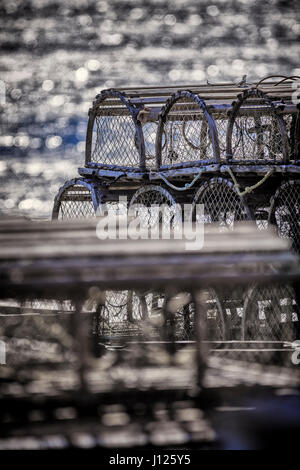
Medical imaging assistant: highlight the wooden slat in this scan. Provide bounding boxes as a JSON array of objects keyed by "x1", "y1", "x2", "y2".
[
  {"x1": 79, "y1": 164, "x2": 300, "y2": 181},
  {"x1": 114, "y1": 81, "x2": 297, "y2": 94},
  {"x1": 0, "y1": 219, "x2": 290, "y2": 254},
  {"x1": 0, "y1": 219, "x2": 298, "y2": 301},
  {"x1": 98, "y1": 91, "x2": 296, "y2": 106}
]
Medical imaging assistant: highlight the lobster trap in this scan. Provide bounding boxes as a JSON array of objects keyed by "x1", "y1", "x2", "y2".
[
  {"x1": 51, "y1": 75, "x2": 300, "y2": 354},
  {"x1": 53, "y1": 75, "x2": 300, "y2": 247}
]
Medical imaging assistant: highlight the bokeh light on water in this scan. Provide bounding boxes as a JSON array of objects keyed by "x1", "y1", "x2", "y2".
[{"x1": 0, "y1": 0, "x2": 299, "y2": 218}]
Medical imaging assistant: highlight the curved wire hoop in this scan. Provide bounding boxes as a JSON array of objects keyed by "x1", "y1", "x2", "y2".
[
  {"x1": 268, "y1": 179, "x2": 300, "y2": 254},
  {"x1": 226, "y1": 88, "x2": 289, "y2": 163},
  {"x1": 274, "y1": 75, "x2": 300, "y2": 87},
  {"x1": 85, "y1": 89, "x2": 146, "y2": 171},
  {"x1": 156, "y1": 90, "x2": 220, "y2": 169},
  {"x1": 255, "y1": 74, "x2": 295, "y2": 88},
  {"x1": 129, "y1": 184, "x2": 182, "y2": 230},
  {"x1": 52, "y1": 178, "x2": 101, "y2": 220}
]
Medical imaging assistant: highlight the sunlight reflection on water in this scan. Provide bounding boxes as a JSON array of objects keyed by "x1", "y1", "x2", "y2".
[{"x1": 0, "y1": 0, "x2": 299, "y2": 218}]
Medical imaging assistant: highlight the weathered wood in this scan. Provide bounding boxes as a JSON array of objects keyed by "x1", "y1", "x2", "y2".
[
  {"x1": 77, "y1": 164, "x2": 300, "y2": 184},
  {"x1": 95, "y1": 99, "x2": 298, "y2": 117},
  {"x1": 114, "y1": 81, "x2": 298, "y2": 95},
  {"x1": 0, "y1": 220, "x2": 298, "y2": 300}
]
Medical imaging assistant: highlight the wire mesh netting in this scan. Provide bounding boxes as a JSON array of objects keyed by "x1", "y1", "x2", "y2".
[
  {"x1": 160, "y1": 97, "x2": 215, "y2": 165},
  {"x1": 54, "y1": 183, "x2": 96, "y2": 220},
  {"x1": 283, "y1": 114, "x2": 294, "y2": 156},
  {"x1": 253, "y1": 204, "x2": 270, "y2": 230},
  {"x1": 92, "y1": 290, "x2": 163, "y2": 340},
  {"x1": 228, "y1": 102, "x2": 287, "y2": 162},
  {"x1": 270, "y1": 180, "x2": 300, "y2": 253},
  {"x1": 191, "y1": 178, "x2": 250, "y2": 229},
  {"x1": 170, "y1": 290, "x2": 226, "y2": 342},
  {"x1": 90, "y1": 101, "x2": 140, "y2": 167},
  {"x1": 199, "y1": 282, "x2": 299, "y2": 368},
  {"x1": 2, "y1": 282, "x2": 297, "y2": 373},
  {"x1": 214, "y1": 287, "x2": 246, "y2": 340},
  {"x1": 87, "y1": 288, "x2": 227, "y2": 344},
  {"x1": 213, "y1": 111, "x2": 228, "y2": 158},
  {"x1": 142, "y1": 121, "x2": 165, "y2": 167},
  {"x1": 129, "y1": 185, "x2": 182, "y2": 230},
  {"x1": 242, "y1": 283, "x2": 299, "y2": 342}
]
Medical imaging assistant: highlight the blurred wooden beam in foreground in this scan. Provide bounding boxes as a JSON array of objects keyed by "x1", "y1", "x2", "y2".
[{"x1": 0, "y1": 219, "x2": 299, "y2": 299}]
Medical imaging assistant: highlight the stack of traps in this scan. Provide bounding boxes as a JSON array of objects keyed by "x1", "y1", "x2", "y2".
[{"x1": 51, "y1": 76, "x2": 300, "y2": 349}]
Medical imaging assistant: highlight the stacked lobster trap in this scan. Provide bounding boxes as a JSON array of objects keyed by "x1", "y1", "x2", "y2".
[{"x1": 52, "y1": 75, "x2": 300, "y2": 349}]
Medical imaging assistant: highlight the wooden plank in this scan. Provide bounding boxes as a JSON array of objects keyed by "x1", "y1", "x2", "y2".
[
  {"x1": 94, "y1": 97, "x2": 298, "y2": 121},
  {"x1": 81, "y1": 164, "x2": 300, "y2": 179},
  {"x1": 0, "y1": 219, "x2": 298, "y2": 299},
  {"x1": 114, "y1": 81, "x2": 297, "y2": 94},
  {"x1": 0, "y1": 254, "x2": 298, "y2": 299},
  {"x1": 0, "y1": 220, "x2": 291, "y2": 255},
  {"x1": 97, "y1": 92, "x2": 297, "y2": 107},
  {"x1": 91, "y1": 82, "x2": 299, "y2": 113},
  {"x1": 115, "y1": 88, "x2": 297, "y2": 99},
  {"x1": 149, "y1": 164, "x2": 300, "y2": 179}
]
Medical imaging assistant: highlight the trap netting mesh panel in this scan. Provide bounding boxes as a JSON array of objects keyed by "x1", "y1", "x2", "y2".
[
  {"x1": 168, "y1": 289, "x2": 226, "y2": 341},
  {"x1": 243, "y1": 283, "x2": 299, "y2": 342},
  {"x1": 228, "y1": 101, "x2": 286, "y2": 162},
  {"x1": 142, "y1": 121, "x2": 163, "y2": 167},
  {"x1": 202, "y1": 282, "x2": 299, "y2": 369},
  {"x1": 55, "y1": 183, "x2": 96, "y2": 220},
  {"x1": 270, "y1": 180, "x2": 300, "y2": 253},
  {"x1": 191, "y1": 178, "x2": 249, "y2": 229},
  {"x1": 213, "y1": 111, "x2": 229, "y2": 159},
  {"x1": 90, "y1": 101, "x2": 140, "y2": 167},
  {"x1": 214, "y1": 287, "x2": 246, "y2": 340},
  {"x1": 91, "y1": 289, "x2": 226, "y2": 343},
  {"x1": 129, "y1": 185, "x2": 182, "y2": 230},
  {"x1": 283, "y1": 114, "x2": 294, "y2": 155},
  {"x1": 92, "y1": 290, "x2": 164, "y2": 340},
  {"x1": 254, "y1": 204, "x2": 270, "y2": 231},
  {"x1": 96, "y1": 199, "x2": 129, "y2": 220},
  {"x1": 160, "y1": 97, "x2": 215, "y2": 166}
]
